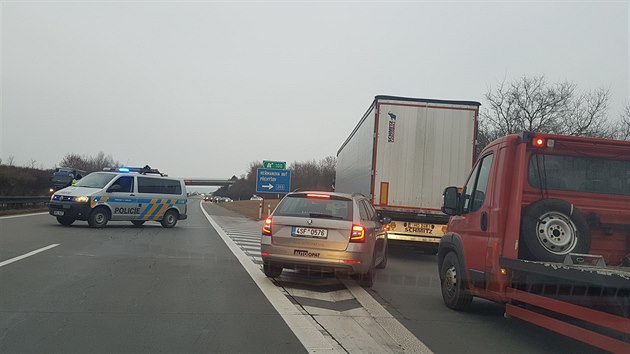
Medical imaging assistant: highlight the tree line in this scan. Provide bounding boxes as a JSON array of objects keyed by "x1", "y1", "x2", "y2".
[
  {"x1": 478, "y1": 75, "x2": 630, "y2": 153},
  {"x1": 0, "y1": 152, "x2": 119, "y2": 196}
]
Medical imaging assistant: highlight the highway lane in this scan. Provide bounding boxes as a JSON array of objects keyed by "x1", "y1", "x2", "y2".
[
  {"x1": 0, "y1": 206, "x2": 305, "y2": 353},
  {"x1": 198, "y1": 202, "x2": 605, "y2": 353},
  {"x1": 0, "y1": 204, "x2": 608, "y2": 353},
  {"x1": 370, "y1": 244, "x2": 605, "y2": 353}
]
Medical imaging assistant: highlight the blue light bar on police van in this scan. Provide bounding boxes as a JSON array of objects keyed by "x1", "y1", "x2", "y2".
[{"x1": 102, "y1": 166, "x2": 165, "y2": 176}]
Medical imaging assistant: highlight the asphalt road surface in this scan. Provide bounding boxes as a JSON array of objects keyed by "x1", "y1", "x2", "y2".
[
  {"x1": 0, "y1": 201, "x2": 605, "y2": 353},
  {"x1": 0, "y1": 205, "x2": 305, "y2": 353}
]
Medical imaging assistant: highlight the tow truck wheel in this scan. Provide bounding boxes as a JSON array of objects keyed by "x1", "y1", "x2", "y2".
[
  {"x1": 56, "y1": 216, "x2": 75, "y2": 226},
  {"x1": 440, "y1": 252, "x2": 472, "y2": 311},
  {"x1": 520, "y1": 199, "x2": 590, "y2": 262},
  {"x1": 88, "y1": 207, "x2": 109, "y2": 228},
  {"x1": 160, "y1": 210, "x2": 178, "y2": 228}
]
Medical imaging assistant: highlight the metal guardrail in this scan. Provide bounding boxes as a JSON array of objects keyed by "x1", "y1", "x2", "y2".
[{"x1": 0, "y1": 196, "x2": 50, "y2": 209}]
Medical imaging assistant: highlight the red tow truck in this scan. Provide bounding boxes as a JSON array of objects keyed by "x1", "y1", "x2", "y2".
[{"x1": 438, "y1": 132, "x2": 630, "y2": 353}]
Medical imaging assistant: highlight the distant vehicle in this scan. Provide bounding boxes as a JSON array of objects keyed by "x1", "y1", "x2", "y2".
[
  {"x1": 260, "y1": 191, "x2": 391, "y2": 287},
  {"x1": 222, "y1": 197, "x2": 233, "y2": 202},
  {"x1": 439, "y1": 132, "x2": 630, "y2": 352},
  {"x1": 49, "y1": 167, "x2": 87, "y2": 192},
  {"x1": 203, "y1": 195, "x2": 212, "y2": 201},
  {"x1": 49, "y1": 166, "x2": 188, "y2": 228},
  {"x1": 335, "y1": 95, "x2": 479, "y2": 252},
  {"x1": 250, "y1": 195, "x2": 263, "y2": 201}
]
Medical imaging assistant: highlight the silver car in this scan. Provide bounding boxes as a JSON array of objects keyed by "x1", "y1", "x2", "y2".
[{"x1": 260, "y1": 191, "x2": 389, "y2": 287}]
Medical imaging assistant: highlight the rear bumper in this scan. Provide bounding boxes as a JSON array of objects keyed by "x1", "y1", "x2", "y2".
[
  {"x1": 387, "y1": 233, "x2": 442, "y2": 244},
  {"x1": 48, "y1": 201, "x2": 91, "y2": 220},
  {"x1": 260, "y1": 242, "x2": 371, "y2": 274}
]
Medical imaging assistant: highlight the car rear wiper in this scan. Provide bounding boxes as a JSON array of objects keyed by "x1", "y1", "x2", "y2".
[{"x1": 308, "y1": 213, "x2": 343, "y2": 219}]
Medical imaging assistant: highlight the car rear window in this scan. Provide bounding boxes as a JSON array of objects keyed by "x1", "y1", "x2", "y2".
[
  {"x1": 274, "y1": 194, "x2": 353, "y2": 221},
  {"x1": 528, "y1": 154, "x2": 630, "y2": 196}
]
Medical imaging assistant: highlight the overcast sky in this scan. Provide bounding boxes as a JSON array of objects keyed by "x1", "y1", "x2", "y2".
[{"x1": 1, "y1": 0, "x2": 628, "y2": 179}]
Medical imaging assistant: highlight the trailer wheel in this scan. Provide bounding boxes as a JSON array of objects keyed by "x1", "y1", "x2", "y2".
[
  {"x1": 520, "y1": 199, "x2": 590, "y2": 262},
  {"x1": 440, "y1": 252, "x2": 472, "y2": 310}
]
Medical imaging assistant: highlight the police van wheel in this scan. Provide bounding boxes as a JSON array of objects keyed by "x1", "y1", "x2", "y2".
[
  {"x1": 131, "y1": 220, "x2": 145, "y2": 227},
  {"x1": 88, "y1": 207, "x2": 109, "y2": 228},
  {"x1": 161, "y1": 210, "x2": 178, "y2": 228},
  {"x1": 56, "y1": 216, "x2": 75, "y2": 226}
]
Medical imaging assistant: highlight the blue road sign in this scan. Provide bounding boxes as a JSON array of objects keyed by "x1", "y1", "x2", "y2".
[{"x1": 256, "y1": 168, "x2": 291, "y2": 194}]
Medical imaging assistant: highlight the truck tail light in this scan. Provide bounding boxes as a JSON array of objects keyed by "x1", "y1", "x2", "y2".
[
  {"x1": 531, "y1": 137, "x2": 554, "y2": 148},
  {"x1": 262, "y1": 217, "x2": 272, "y2": 236},
  {"x1": 350, "y1": 225, "x2": 365, "y2": 243}
]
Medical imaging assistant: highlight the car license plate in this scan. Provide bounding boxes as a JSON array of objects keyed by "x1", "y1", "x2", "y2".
[
  {"x1": 53, "y1": 210, "x2": 64, "y2": 216},
  {"x1": 291, "y1": 226, "x2": 328, "y2": 239}
]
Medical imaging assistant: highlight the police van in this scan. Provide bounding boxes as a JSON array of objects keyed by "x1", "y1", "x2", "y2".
[{"x1": 48, "y1": 166, "x2": 188, "y2": 228}]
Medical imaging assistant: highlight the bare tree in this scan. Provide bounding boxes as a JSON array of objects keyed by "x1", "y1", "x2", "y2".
[
  {"x1": 480, "y1": 76, "x2": 612, "y2": 149},
  {"x1": 29, "y1": 159, "x2": 37, "y2": 169},
  {"x1": 7, "y1": 155, "x2": 15, "y2": 166},
  {"x1": 614, "y1": 104, "x2": 630, "y2": 140},
  {"x1": 59, "y1": 152, "x2": 119, "y2": 172}
]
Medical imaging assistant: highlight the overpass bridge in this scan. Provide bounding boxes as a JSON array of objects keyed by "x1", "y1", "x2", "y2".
[{"x1": 183, "y1": 178, "x2": 236, "y2": 187}]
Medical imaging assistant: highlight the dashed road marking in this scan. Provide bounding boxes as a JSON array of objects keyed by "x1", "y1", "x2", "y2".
[{"x1": 0, "y1": 244, "x2": 60, "y2": 268}]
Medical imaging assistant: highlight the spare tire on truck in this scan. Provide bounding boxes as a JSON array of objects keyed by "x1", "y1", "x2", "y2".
[{"x1": 520, "y1": 199, "x2": 591, "y2": 263}]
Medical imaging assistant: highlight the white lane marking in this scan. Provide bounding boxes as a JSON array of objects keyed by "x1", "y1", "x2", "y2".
[
  {"x1": 0, "y1": 244, "x2": 60, "y2": 268},
  {"x1": 200, "y1": 202, "x2": 338, "y2": 352},
  {"x1": 0, "y1": 212, "x2": 48, "y2": 220},
  {"x1": 341, "y1": 279, "x2": 433, "y2": 353}
]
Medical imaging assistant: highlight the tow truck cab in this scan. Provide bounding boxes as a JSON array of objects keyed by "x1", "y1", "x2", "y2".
[{"x1": 438, "y1": 132, "x2": 630, "y2": 352}]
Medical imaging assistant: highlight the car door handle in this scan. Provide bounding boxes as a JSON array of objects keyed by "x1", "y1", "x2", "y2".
[{"x1": 130, "y1": 194, "x2": 136, "y2": 196}]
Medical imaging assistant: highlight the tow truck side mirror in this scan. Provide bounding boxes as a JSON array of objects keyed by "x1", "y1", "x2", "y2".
[{"x1": 442, "y1": 186, "x2": 460, "y2": 216}]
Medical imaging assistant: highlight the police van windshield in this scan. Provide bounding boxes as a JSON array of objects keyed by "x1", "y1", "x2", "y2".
[{"x1": 74, "y1": 172, "x2": 117, "y2": 189}]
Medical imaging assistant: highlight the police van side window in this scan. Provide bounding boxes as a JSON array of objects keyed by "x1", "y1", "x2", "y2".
[
  {"x1": 137, "y1": 177, "x2": 182, "y2": 195},
  {"x1": 109, "y1": 176, "x2": 134, "y2": 193}
]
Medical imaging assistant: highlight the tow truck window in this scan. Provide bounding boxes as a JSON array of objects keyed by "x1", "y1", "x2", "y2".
[
  {"x1": 528, "y1": 154, "x2": 630, "y2": 196},
  {"x1": 462, "y1": 154, "x2": 494, "y2": 213}
]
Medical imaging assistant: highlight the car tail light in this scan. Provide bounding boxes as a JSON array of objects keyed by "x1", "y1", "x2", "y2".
[
  {"x1": 262, "y1": 217, "x2": 272, "y2": 236},
  {"x1": 261, "y1": 252, "x2": 272, "y2": 257},
  {"x1": 350, "y1": 224, "x2": 365, "y2": 243},
  {"x1": 306, "y1": 193, "x2": 330, "y2": 199}
]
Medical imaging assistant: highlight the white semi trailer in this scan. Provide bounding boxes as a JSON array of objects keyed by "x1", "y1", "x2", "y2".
[{"x1": 335, "y1": 95, "x2": 480, "y2": 251}]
